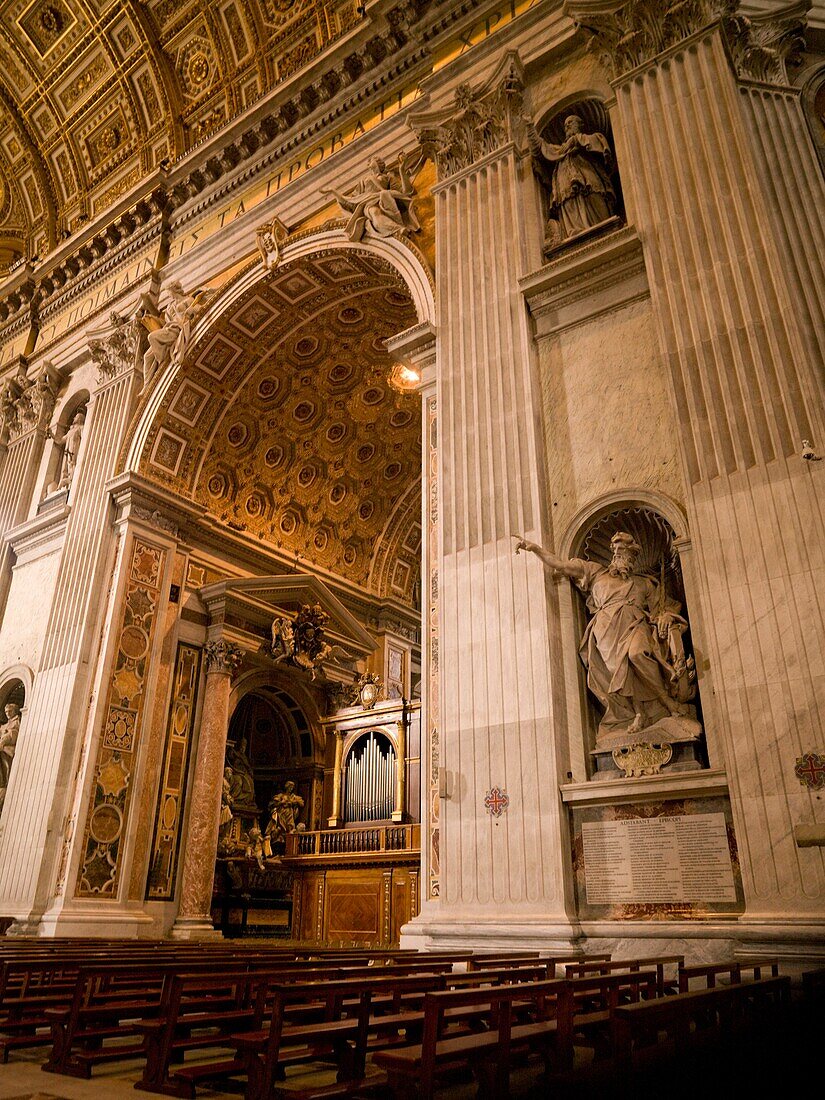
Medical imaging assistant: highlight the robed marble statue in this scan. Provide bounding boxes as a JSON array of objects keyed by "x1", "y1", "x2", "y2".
[
  {"x1": 516, "y1": 531, "x2": 699, "y2": 747},
  {"x1": 530, "y1": 115, "x2": 616, "y2": 240}
]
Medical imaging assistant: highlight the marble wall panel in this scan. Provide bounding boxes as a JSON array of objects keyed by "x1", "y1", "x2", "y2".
[{"x1": 539, "y1": 298, "x2": 686, "y2": 546}]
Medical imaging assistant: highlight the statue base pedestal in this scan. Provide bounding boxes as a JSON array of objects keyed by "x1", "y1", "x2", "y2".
[
  {"x1": 590, "y1": 717, "x2": 704, "y2": 779},
  {"x1": 591, "y1": 739, "x2": 704, "y2": 779}
]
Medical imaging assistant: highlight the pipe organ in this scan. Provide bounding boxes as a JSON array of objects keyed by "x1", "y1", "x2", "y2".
[{"x1": 344, "y1": 732, "x2": 396, "y2": 823}]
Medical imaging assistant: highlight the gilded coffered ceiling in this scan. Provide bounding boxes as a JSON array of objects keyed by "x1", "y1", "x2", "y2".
[
  {"x1": 0, "y1": 0, "x2": 382, "y2": 270},
  {"x1": 138, "y1": 249, "x2": 422, "y2": 604}
]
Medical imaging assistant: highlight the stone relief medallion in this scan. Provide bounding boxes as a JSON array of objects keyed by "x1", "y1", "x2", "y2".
[
  {"x1": 484, "y1": 787, "x2": 509, "y2": 818},
  {"x1": 612, "y1": 742, "x2": 673, "y2": 778},
  {"x1": 794, "y1": 752, "x2": 825, "y2": 790}
]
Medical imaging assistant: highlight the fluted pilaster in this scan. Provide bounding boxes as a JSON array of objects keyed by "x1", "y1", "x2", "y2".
[
  {"x1": 405, "y1": 56, "x2": 577, "y2": 939},
  {"x1": 0, "y1": 336, "x2": 142, "y2": 925}
]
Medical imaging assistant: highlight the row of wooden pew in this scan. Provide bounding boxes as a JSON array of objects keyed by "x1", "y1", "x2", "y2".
[{"x1": 0, "y1": 939, "x2": 815, "y2": 1098}]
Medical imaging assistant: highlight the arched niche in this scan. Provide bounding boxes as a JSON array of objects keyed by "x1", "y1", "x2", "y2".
[
  {"x1": 225, "y1": 671, "x2": 324, "y2": 832},
  {"x1": 801, "y1": 63, "x2": 825, "y2": 178},
  {"x1": 0, "y1": 665, "x2": 30, "y2": 817},
  {"x1": 557, "y1": 493, "x2": 711, "y2": 778},
  {"x1": 531, "y1": 94, "x2": 625, "y2": 253},
  {"x1": 42, "y1": 389, "x2": 89, "y2": 499}
]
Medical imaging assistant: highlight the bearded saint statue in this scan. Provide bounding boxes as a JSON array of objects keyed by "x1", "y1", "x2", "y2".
[{"x1": 516, "y1": 531, "x2": 699, "y2": 747}]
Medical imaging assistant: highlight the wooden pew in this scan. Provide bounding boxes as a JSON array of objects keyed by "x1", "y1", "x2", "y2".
[
  {"x1": 372, "y1": 978, "x2": 569, "y2": 1100},
  {"x1": 612, "y1": 975, "x2": 792, "y2": 1069},
  {"x1": 677, "y1": 957, "x2": 779, "y2": 992},
  {"x1": 464, "y1": 952, "x2": 609, "y2": 974},
  {"x1": 563, "y1": 955, "x2": 684, "y2": 997}
]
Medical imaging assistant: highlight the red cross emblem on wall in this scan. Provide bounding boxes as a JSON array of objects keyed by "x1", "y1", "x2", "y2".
[
  {"x1": 794, "y1": 753, "x2": 825, "y2": 791},
  {"x1": 484, "y1": 787, "x2": 509, "y2": 818}
]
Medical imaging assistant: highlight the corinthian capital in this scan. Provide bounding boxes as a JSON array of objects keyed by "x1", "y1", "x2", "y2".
[
  {"x1": 204, "y1": 639, "x2": 244, "y2": 675},
  {"x1": 409, "y1": 51, "x2": 529, "y2": 179},
  {"x1": 721, "y1": 1, "x2": 807, "y2": 85},
  {"x1": 88, "y1": 310, "x2": 142, "y2": 385},
  {"x1": 564, "y1": 0, "x2": 737, "y2": 79}
]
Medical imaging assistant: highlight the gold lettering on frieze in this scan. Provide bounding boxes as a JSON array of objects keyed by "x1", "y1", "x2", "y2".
[
  {"x1": 33, "y1": 252, "x2": 158, "y2": 354},
  {"x1": 432, "y1": 0, "x2": 542, "y2": 72},
  {"x1": 167, "y1": 84, "x2": 420, "y2": 262}
]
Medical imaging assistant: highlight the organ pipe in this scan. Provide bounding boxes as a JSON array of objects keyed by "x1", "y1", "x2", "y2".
[{"x1": 344, "y1": 731, "x2": 395, "y2": 822}]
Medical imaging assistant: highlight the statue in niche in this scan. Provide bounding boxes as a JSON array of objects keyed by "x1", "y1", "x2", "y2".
[
  {"x1": 50, "y1": 409, "x2": 86, "y2": 490},
  {"x1": 225, "y1": 737, "x2": 258, "y2": 811},
  {"x1": 529, "y1": 115, "x2": 616, "y2": 242},
  {"x1": 515, "y1": 531, "x2": 699, "y2": 748},
  {"x1": 138, "y1": 280, "x2": 210, "y2": 388},
  {"x1": 321, "y1": 153, "x2": 420, "y2": 242},
  {"x1": 0, "y1": 702, "x2": 21, "y2": 812},
  {"x1": 264, "y1": 780, "x2": 304, "y2": 853}
]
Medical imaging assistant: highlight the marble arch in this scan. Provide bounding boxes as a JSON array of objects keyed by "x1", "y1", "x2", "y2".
[{"x1": 128, "y1": 234, "x2": 433, "y2": 600}]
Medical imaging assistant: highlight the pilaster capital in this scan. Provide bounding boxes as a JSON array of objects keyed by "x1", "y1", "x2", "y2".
[
  {"x1": 87, "y1": 311, "x2": 143, "y2": 387},
  {"x1": 564, "y1": 0, "x2": 807, "y2": 85},
  {"x1": 204, "y1": 639, "x2": 244, "y2": 676},
  {"x1": 0, "y1": 358, "x2": 64, "y2": 445},
  {"x1": 409, "y1": 51, "x2": 529, "y2": 181},
  {"x1": 722, "y1": 1, "x2": 807, "y2": 86}
]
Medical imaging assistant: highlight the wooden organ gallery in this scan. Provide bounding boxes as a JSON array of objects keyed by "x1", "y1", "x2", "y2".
[{"x1": 0, "y1": 0, "x2": 822, "y2": 974}]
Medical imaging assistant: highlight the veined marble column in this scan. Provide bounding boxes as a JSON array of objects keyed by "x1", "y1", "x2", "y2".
[
  {"x1": 171, "y1": 639, "x2": 243, "y2": 940},
  {"x1": 0, "y1": 326, "x2": 143, "y2": 931},
  {"x1": 567, "y1": 0, "x2": 825, "y2": 937},
  {"x1": 404, "y1": 55, "x2": 580, "y2": 947}
]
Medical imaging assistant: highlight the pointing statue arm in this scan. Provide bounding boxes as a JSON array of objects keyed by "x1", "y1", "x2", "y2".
[{"x1": 514, "y1": 537, "x2": 586, "y2": 581}]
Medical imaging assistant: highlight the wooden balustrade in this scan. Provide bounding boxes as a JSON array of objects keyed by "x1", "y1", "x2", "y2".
[{"x1": 284, "y1": 823, "x2": 420, "y2": 858}]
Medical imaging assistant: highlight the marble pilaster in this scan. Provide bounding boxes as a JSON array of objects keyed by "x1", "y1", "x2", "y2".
[
  {"x1": 0, "y1": 332, "x2": 143, "y2": 931},
  {"x1": 171, "y1": 639, "x2": 243, "y2": 939},
  {"x1": 328, "y1": 730, "x2": 345, "y2": 828},
  {"x1": 403, "y1": 55, "x2": 580, "y2": 946}
]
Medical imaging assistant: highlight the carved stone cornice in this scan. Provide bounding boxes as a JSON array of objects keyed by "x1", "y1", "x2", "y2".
[
  {"x1": 409, "y1": 51, "x2": 529, "y2": 180},
  {"x1": 564, "y1": 0, "x2": 808, "y2": 85},
  {"x1": 204, "y1": 639, "x2": 244, "y2": 676}
]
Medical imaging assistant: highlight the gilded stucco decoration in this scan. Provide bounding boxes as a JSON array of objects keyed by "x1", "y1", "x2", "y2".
[
  {"x1": 76, "y1": 536, "x2": 166, "y2": 898},
  {"x1": 0, "y1": 0, "x2": 409, "y2": 270},
  {"x1": 138, "y1": 251, "x2": 422, "y2": 603}
]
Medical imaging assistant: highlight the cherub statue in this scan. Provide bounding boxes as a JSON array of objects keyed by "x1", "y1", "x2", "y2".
[
  {"x1": 271, "y1": 616, "x2": 295, "y2": 662},
  {"x1": 245, "y1": 825, "x2": 266, "y2": 871}
]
